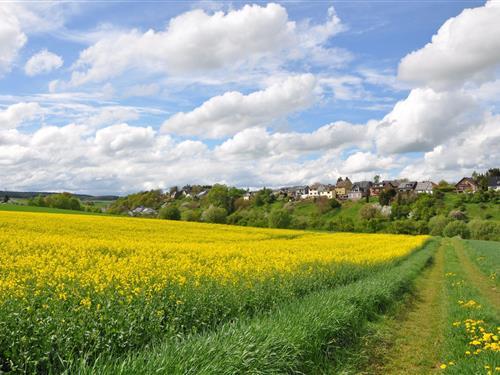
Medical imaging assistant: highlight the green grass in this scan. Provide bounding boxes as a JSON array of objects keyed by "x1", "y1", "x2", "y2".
[
  {"x1": 464, "y1": 203, "x2": 500, "y2": 220},
  {"x1": 74, "y1": 240, "x2": 436, "y2": 374},
  {"x1": 463, "y1": 240, "x2": 500, "y2": 286},
  {"x1": 438, "y1": 239, "x2": 499, "y2": 374},
  {"x1": 0, "y1": 203, "x2": 108, "y2": 216},
  {"x1": 83, "y1": 200, "x2": 115, "y2": 209},
  {"x1": 354, "y1": 240, "x2": 447, "y2": 375},
  {"x1": 334, "y1": 238, "x2": 500, "y2": 375}
]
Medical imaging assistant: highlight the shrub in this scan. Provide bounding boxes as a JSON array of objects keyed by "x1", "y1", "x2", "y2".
[
  {"x1": 330, "y1": 198, "x2": 341, "y2": 209},
  {"x1": 428, "y1": 215, "x2": 451, "y2": 236},
  {"x1": 315, "y1": 197, "x2": 335, "y2": 214},
  {"x1": 448, "y1": 210, "x2": 468, "y2": 221},
  {"x1": 158, "y1": 206, "x2": 181, "y2": 220},
  {"x1": 329, "y1": 217, "x2": 355, "y2": 232},
  {"x1": 468, "y1": 219, "x2": 500, "y2": 241},
  {"x1": 387, "y1": 219, "x2": 425, "y2": 235},
  {"x1": 201, "y1": 206, "x2": 227, "y2": 224},
  {"x1": 290, "y1": 216, "x2": 308, "y2": 230},
  {"x1": 181, "y1": 209, "x2": 201, "y2": 222},
  {"x1": 443, "y1": 221, "x2": 470, "y2": 239},
  {"x1": 359, "y1": 218, "x2": 387, "y2": 233},
  {"x1": 268, "y1": 209, "x2": 292, "y2": 229},
  {"x1": 244, "y1": 211, "x2": 268, "y2": 228},
  {"x1": 359, "y1": 204, "x2": 380, "y2": 220},
  {"x1": 233, "y1": 197, "x2": 251, "y2": 211},
  {"x1": 226, "y1": 211, "x2": 245, "y2": 225}
]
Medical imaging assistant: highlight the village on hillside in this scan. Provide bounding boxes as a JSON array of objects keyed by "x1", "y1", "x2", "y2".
[{"x1": 171, "y1": 175, "x2": 500, "y2": 203}]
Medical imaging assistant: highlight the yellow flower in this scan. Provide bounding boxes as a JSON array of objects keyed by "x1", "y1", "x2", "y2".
[{"x1": 440, "y1": 364, "x2": 447, "y2": 369}]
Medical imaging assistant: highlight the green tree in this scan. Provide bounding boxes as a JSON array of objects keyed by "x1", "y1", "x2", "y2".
[
  {"x1": 379, "y1": 188, "x2": 396, "y2": 206},
  {"x1": 268, "y1": 208, "x2": 292, "y2": 229},
  {"x1": 443, "y1": 221, "x2": 470, "y2": 239},
  {"x1": 158, "y1": 205, "x2": 181, "y2": 220},
  {"x1": 428, "y1": 215, "x2": 451, "y2": 236},
  {"x1": 206, "y1": 184, "x2": 232, "y2": 212},
  {"x1": 43, "y1": 193, "x2": 82, "y2": 210},
  {"x1": 254, "y1": 188, "x2": 275, "y2": 206},
  {"x1": 468, "y1": 220, "x2": 500, "y2": 241},
  {"x1": 412, "y1": 194, "x2": 439, "y2": 221},
  {"x1": 181, "y1": 209, "x2": 201, "y2": 222},
  {"x1": 201, "y1": 205, "x2": 227, "y2": 224}
]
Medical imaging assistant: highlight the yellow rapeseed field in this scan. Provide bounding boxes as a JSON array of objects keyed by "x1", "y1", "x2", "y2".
[
  {"x1": 0, "y1": 210, "x2": 428, "y2": 372},
  {"x1": 0, "y1": 211, "x2": 427, "y2": 303}
]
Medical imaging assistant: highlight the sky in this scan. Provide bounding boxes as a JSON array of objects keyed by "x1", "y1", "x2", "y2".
[{"x1": 0, "y1": 0, "x2": 499, "y2": 195}]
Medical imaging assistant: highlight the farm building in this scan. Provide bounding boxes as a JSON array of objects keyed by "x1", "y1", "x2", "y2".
[{"x1": 455, "y1": 177, "x2": 479, "y2": 193}]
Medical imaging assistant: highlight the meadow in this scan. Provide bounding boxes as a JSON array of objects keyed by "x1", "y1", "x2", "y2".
[{"x1": 0, "y1": 210, "x2": 429, "y2": 373}]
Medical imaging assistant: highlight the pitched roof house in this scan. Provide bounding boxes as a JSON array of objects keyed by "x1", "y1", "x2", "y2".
[
  {"x1": 487, "y1": 176, "x2": 500, "y2": 191},
  {"x1": 335, "y1": 177, "x2": 352, "y2": 197},
  {"x1": 369, "y1": 180, "x2": 397, "y2": 196},
  {"x1": 398, "y1": 181, "x2": 417, "y2": 193},
  {"x1": 415, "y1": 181, "x2": 435, "y2": 194},
  {"x1": 455, "y1": 177, "x2": 479, "y2": 193},
  {"x1": 348, "y1": 181, "x2": 372, "y2": 200}
]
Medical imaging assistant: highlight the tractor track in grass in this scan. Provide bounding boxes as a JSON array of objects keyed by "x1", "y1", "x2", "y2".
[
  {"x1": 364, "y1": 240, "x2": 447, "y2": 375},
  {"x1": 452, "y1": 238, "x2": 500, "y2": 311}
]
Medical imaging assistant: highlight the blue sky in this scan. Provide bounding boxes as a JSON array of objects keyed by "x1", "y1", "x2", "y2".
[{"x1": 0, "y1": 1, "x2": 499, "y2": 194}]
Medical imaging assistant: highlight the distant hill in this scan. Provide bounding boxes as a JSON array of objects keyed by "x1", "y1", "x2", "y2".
[{"x1": 0, "y1": 191, "x2": 119, "y2": 201}]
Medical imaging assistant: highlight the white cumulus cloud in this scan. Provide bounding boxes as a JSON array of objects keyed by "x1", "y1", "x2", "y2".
[
  {"x1": 25, "y1": 50, "x2": 63, "y2": 76},
  {"x1": 162, "y1": 74, "x2": 318, "y2": 139},
  {"x1": 69, "y1": 3, "x2": 344, "y2": 86},
  {"x1": 0, "y1": 102, "x2": 42, "y2": 129},
  {"x1": 375, "y1": 88, "x2": 479, "y2": 154},
  {"x1": 398, "y1": 1, "x2": 500, "y2": 90},
  {"x1": 0, "y1": 7, "x2": 27, "y2": 76}
]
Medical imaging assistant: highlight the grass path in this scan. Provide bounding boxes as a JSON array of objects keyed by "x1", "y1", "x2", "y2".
[
  {"x1": 366, "y1": 240, "x2": 447, "y2": 374},
  {"x1": 363, "y1": 238, "x2": 500, "y2": 375},
  {"x1": 452, "y1": 239, "x2": 499, "y2": 310}
]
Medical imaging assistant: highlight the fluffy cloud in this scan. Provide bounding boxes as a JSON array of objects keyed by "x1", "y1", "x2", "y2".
[
  {"x1": 94, "y1": 124, "x2": 155, "y2": 155},
  {"x1": 0, "y1": 102, "x2": 42, "y2": 129},
  {"x1": 215, "y1": 121, "x2": 369, "y2": 159},
  {"x1": 398, "y1": 1, "x2": 500, "y2": 89},
  {"x1": 375, "y1": 88, "x2": 478, "y2": 154},
  {"x1": 342, "y1": 151, "x2": 396, "y2": 174},
  {"x1": 0, "y1": 3, "x2": 68, "y2": 77},
  {"x1": 69, "y1": 4, "x2": 344, "y2": 85},
  {"x1": 0, "y1": 117, "x2": 368, "y2": 193},
  {"x1": 0, "y1": 7, "x2": 27, "y2": 76},
  {"x1": 400, "y1": 113, "x2": 500, "y2": 180},
  {"x1": 25, "y1": 50, "x2": 63, "y2": 76},
  {"x1": 162, "y1": 74, "x2": 318, "y2": 139},
  {"x1": 84, "y1": 106, "x2": 140, "y2": 128}
]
